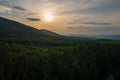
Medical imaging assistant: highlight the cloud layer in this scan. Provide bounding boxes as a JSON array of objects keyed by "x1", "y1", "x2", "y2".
[
  {"x1": 0, "y1": 5, "x2": 11, "y2": 12},
  {"x1": 82, "y1": 22, "x2": 111, "y2": 25},
  {"x1": 12, "y1": 6, "x2": 26, "y2": 11},
  {"x1": 0, "y1": 0, "x2": 120, "y2": 35},
  {"x1": 27, "y1": 18, "x2": 41, "y2": 21}
]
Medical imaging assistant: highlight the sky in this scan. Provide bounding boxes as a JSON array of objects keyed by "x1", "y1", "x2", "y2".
[{"x1": 0, "y1": 0, "x2": 120, "y2": 35}]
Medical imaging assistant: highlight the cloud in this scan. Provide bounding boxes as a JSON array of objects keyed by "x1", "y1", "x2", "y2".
[
  {"x1": 0, "y1": 0, "x2": 120, "y2": 35},
  {"x1": 26, "y1": 18, "x2": 41, "y2": 21},
  {"x1": 82, "y1": 22, "x2": 111, "y2": 25},
  {"x1": 67, "y1": 26, "x2": 115, "y2": 30},
  {"x1": 0, "y1": 0, "x2": 10, "y2": 6},
  {"x1": 0, "y1": 5, "x2": 11, "y2": 12},
  {"x1": 12, "y1": 6, "x2": 26, "y2": 11},
  {"x1": 67, "y1": 26, "x2": 120, "y2": 35},
  {"x1": 67, "y1": 26, "x2": 90, "y2": 30},
  {"x1": 28, "y1": 13, "x2": 37, "y2": 15}
]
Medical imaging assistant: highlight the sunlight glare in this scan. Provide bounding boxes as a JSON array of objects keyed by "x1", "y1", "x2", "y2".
[{"x1": 44, "y1": 13, "x2": 53, "y2": 22}]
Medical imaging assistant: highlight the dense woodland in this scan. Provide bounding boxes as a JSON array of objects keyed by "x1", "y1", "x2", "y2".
[
  {"x1": 0, "y1": 37, "x2": 120, "y2": 80},
  {"x1": 0, "y1": 17, "x2": 120, "y2": 80}
]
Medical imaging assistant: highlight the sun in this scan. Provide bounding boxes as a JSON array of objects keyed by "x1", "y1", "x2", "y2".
[{"x1": 44, "y1": 13, "x2": 53, "y2": 22}]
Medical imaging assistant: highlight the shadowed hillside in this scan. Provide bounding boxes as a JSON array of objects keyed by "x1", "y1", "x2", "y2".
[{"x1": 0, "y1": 17, "x2": 60, "y2": 38}]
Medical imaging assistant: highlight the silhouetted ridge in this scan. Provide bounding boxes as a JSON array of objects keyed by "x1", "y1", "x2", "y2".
[
  {"x1": 0, "y1": 17, "x2": 60, "y2": 37},
  {"x1": 39, "y1": 29, "x2": 60, "y2": 37}
]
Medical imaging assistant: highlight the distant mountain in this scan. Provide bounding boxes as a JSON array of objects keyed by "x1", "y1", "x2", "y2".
[
  {"x1": 69, "y1": 35, "x2": 120, "y2": 40},
  {"x1": 93, "y1": 35, "x2": 120, "y2": 40},
  {"x1": 0, "y1": 17, "x2": 60, "y2": 38}
]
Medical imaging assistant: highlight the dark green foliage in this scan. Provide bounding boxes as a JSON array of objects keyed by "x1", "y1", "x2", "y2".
[
  {"x1": 0, "y1": 38, "x2": 120, "y2": 80},
  {"x1": 0, "y1": 17, "x2": 120, "y2": 80}
]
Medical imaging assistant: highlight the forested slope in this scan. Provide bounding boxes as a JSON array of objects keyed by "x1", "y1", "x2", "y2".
[{"x1": 0, "y1": 17, "x2": 120, "y2": 80}]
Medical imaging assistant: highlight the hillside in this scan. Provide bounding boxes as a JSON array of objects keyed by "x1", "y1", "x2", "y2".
[
  {"x1": 0, "y1": 17, "x2": 120, "y2": 80},
  {"x1": 0, "y1": 17, "x2": 60, "y2": 38}
]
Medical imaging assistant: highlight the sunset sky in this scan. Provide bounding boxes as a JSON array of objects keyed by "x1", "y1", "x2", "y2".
[{"x1": 0, "y1": 0, "x2": 120, "y2": 35}]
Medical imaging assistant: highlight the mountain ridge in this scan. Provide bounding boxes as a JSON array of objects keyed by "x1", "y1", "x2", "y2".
[
  {"x1": 68, "y1": 34, "x2": 120, "y2": 40},
  {"x1": 0, "y1": 17, "x2": 60, "y2": 38}
]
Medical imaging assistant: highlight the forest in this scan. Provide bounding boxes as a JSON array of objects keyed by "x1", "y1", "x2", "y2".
[
  {"x1": 0, "y1": 37, "x2": 120, "y2": 80},
  {"x1": 0, "y1": 17, "x2": 120, "y2": 80}
]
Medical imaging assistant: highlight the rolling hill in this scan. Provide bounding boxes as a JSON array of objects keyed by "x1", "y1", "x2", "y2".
[
  {"x1": 0, "y1": 17, "x2": 60, "y2": 38},
  {"x1": 0, "y1": 17, "x2": 120, "y2": 80}
]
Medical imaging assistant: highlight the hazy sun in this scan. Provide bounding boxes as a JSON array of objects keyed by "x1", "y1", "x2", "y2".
[{"x1": 44, "y1": 13, "x2": 53, "y2": 22}]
